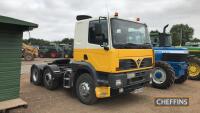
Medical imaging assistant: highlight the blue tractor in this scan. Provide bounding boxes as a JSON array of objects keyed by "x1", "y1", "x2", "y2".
[{"x1": 150, "y1": 25, "x2": 188, "y2": 89}]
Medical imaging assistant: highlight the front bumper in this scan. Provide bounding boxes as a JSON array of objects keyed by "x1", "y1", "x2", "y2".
[{"x1": 96, "y1": 69, "x2": 152, "y2": 97}]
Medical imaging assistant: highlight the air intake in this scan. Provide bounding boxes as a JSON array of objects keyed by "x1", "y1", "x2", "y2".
[{"x1": 76, "y1": 15, "x2": 92, "y2": 21}]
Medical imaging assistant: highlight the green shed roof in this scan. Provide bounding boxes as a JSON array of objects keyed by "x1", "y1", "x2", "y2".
[{"x1": 0, "y1": 15, "x2": 38, "y2": 30}]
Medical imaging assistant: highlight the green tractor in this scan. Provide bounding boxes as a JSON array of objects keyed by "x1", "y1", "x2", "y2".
[
  {"x1": 182, "y1": 42, "x2": 200, "y2": 80},
  {"x1": 185, "y1": 42, "x2": 200, "y2": 57}
]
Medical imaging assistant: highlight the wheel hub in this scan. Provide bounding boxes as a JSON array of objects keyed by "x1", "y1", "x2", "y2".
[
  {"x1": 189, "y1": 63, "x2": 200, "y2": 77},
  {"x1": 155, "y1": 72, "x2": 162, "y2": 79},
  {"x1": 32, "y1": 69, "x2": 38, "y2": 82},
  {"x1": 79, "y1": 82, "x2": 90, "y2": 97},
  {"x1": 45, "y1": 73, "x2": 52, "y2": 85},
  {"x1": 152, "y1": 68, "x2": 167, "y2": 84},
  {"x1": 26, "y1": 55, "x2": 32, "y2": 60}
]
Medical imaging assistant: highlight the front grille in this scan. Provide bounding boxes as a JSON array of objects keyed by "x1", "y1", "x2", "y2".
[
  {"x1": 118, "y1": 59, "x2": 137, "y2": 70},
  {"x1": 140, "y1": 58, "x2": 152, "y2": 68},
  {"x1": 162, "y1": 53, "x2": 188, "y2": 62}
]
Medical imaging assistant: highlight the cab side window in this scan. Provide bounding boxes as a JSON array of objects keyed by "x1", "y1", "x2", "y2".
[{"x1": 88, "y1": 20, "x2": 108, "y2": 45}]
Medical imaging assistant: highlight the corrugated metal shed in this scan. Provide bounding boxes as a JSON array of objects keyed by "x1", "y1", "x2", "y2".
[{"x1": 0, "y1": 15, "x2": 38, "y2": 101}]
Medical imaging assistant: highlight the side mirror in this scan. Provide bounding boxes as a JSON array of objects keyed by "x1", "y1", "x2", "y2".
[{"x1": 95, "y1": 23, "x2": 102, "y2": 36}]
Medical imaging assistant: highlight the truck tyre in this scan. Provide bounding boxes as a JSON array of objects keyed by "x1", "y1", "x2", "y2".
[
  {"x1": 30, "y1": 66, "x2": 42, "y2": 85},
  {"x1": 175, "y1": 71, "x2": 188, "y2": 84},
  {"x1": 188, "y1": 57, "x2": 200, "y2": 80},
  {"x1": 76, "y1": 73, "x2": 97, "y2": 105},
  {"x1": 24, "y1": 53, "x2": 34, "y2": 61},
  {"x1": 43, "y1": 68, "x2": 59, "y2": 90},
  {"x1": 151, "y1": 61, "x2": 175, "y2": 89}
]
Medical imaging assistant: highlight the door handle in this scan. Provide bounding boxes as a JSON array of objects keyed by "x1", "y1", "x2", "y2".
[{"x1": 84, "y1": 54, "x2": 88, "y2": 60}]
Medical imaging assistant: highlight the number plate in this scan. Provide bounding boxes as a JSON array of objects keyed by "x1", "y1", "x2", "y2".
[
  {"x1": 134, "y1": 88, "x2": 144, "y2": 94},
  {"x1": 127, "y1": 72, "x2": 136, "y2": 79}
]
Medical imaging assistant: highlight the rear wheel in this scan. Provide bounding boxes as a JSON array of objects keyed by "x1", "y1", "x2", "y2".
[
  {"x1": 43, "y1": 68, "x2": 59, "y2": 90},
  {"x1": 151, "y1": 61, "x2": 175, "y2": 89},
  {"x1": 24, "y1": 53, "x2": 34, "y2": 61},
  {"x1": 30, "y1": 66, "x2": 42, "y2": 85},
  {"x1": 76, "y1": 73, "x2": 97, "y2": 105},
  {"x1": 188, "y1": 57, "x2": 200, "y2": 80}
]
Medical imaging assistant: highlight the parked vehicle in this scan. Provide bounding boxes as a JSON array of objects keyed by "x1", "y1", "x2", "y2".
[
  {"x1": 59, "y1": 44, "x2": 73, "y2": 58},
  {"x1": 22, "y1": 43, "x2": 38, "y2": 61},
  {"x1": 150, "y1": 25, "x2": 188, "y2": 89},
  {"x1": 30, "y1": 14, "x2": 154, "y2": 104},
  {"x1": 182, "y1": 42, "x2": 200, "y2": 79},
  {"x1": 39, "y1": 45, "x2": 62, "y2": 58}
]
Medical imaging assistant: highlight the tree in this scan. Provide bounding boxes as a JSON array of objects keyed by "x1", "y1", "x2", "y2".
[
  {"x1": 170, "y1": 24, "x2": 194, "y2": 46},
  {"x1": 23, "y1": 38, "x2": 50, "y2": 46},
  {"x1": 190, "y1": 38, "x2": 200, "y2": 42}
]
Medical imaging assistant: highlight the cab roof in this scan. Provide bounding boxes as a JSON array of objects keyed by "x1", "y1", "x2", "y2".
[{"x1": 0, "y1": 15, "x2": 38, "y2": 30}]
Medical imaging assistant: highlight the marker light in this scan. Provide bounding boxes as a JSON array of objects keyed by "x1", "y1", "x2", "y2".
[
  {"x1": 136, "y1": 18, "x2": 140, "y2": 22},
  {"x1": 114, "y1": 12, "x2": 118, "y2": 17}
]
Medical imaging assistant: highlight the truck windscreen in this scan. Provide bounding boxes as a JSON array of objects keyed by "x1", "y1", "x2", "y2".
[{"x1": 111, "y1": 18, "x2": 151, "y2": 49}]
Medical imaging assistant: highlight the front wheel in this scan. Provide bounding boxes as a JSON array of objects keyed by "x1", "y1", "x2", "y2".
[
  {"x1": 24, "y1": 53, "x2": 34, "y2": 61},
  {"x1": 151, "y1": 61, "x2": 175, "y2": 89},
  {"x1": 76, "y1": 73, "x2": 97, "y2": 105},
  {"x1": 188, "y1": 57, "x2": 200, "y2": 80}
]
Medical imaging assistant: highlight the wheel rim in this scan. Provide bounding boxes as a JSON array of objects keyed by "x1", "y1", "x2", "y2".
[
  {"x1": 45, "y1": 73, "x2": 52, "y2": 85},
  {"x1": 152, "y1": 68, "x2": 167, "y2": 84},
  {"x1": 79, "y1": 82, "x2": 90, "y2": 97},
  {"x1": 32, "y1": 69, "x2": 38, "y2": 82},
  {"x1": 188, "y1": 63, "x2": 200, "y2": 77},
  {"x1": 26, "y1": 55, "x2": 32, "y2": 61}
]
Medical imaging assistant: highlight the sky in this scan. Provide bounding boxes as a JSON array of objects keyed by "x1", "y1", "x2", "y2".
[{"x1": 0, "y1": 0, "x2": 199, "y2": 41}]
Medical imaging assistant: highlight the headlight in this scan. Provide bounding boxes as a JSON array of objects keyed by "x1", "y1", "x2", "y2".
[{"x1": 116, "y1": 79, "x2": 122, "y2": 87}]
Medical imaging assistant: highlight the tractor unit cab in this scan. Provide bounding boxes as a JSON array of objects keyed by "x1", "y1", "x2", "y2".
[
  {"x1": 150, "y1": 24, "x2": 189, "y2": 89},
  {"x1": 30, "y1": 14, "x2": 154, "y2": 105}
]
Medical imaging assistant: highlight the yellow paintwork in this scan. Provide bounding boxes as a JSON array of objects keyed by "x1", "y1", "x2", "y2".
[
  {"x1": 188, "y1": 63, "x2": 200, "y2": 77},
  {"x1": 95, "y1": 87, "x2": 110, "y2": 98},
  {"x1": 74, "y1": 48, "x2": 154, "y2": 73}
]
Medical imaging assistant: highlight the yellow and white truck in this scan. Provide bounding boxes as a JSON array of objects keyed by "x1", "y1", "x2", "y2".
[{"x1": 30, "y1": 14, "x2": 154, "y2": 104}]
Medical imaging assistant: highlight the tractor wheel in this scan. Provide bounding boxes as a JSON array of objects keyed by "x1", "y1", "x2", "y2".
[
  {"x1": 76, "y1": 73, "x2": 97, "y2": 105},
  {"x1": 30, "y1": 66, "x2": 42, "y2": 85},
  {"x1": 175, "y1": 71, "x2": 188, "y2": 84},
  {"x1": 188, "y1": 57, "x2": 200, "y2": 80},
  {"x1": 24, "y1": 53, "x2": 34, "y2": 61},
  {"x1": 151, "y1": 61, "x2": 175, "y2": 89},
  {"x1": 43, "y1": 68, "x2": 59, "y2": 90}
]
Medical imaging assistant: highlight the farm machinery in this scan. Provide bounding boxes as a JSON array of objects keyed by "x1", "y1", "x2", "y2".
[
  {"x1": 182, "y1": 42, "x2": 200, "y2": 79},
  {"x1": 22, "y1": 43, "x2": 38, "y2": 61},
  {"x1": 39, "y1": 45, "x2": 62, "y2": 58},
  {"x1": 150, "y1": 25, "x2": 189, "y2": 89}
]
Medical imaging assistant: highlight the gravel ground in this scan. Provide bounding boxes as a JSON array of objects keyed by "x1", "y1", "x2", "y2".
[{"x1": 11, "y1": 58, "x2": 200, "y2": 113}]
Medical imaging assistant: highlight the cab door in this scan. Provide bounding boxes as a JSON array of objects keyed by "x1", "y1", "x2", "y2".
[{"x1": 85, "y1": 19, "x2": 112, "y2": 72}]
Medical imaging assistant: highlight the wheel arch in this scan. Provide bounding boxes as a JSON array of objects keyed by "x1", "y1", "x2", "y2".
[{"x1": 71, "y1": 61, "x2": 98, "y2": 87}]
